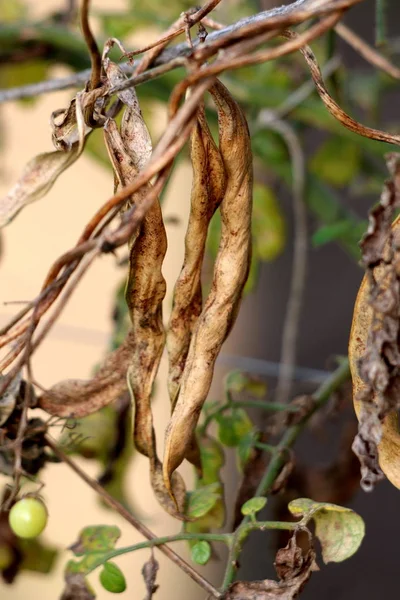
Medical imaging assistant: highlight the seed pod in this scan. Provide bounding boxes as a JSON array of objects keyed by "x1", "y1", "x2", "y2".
[
  {"x1": 104, "y1": 68, "x2": 186, "y2": 518},
  {"x1": 163, "y1": 81, "x2": 253, "y2": 503},
  {"x1": 167, "y1": 104, "x2": 226, "y2": 409}
]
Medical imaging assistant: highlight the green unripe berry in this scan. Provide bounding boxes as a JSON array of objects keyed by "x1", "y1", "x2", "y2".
[{"x1": 9, "y1": 497, "x2": 48, "y2": 539}]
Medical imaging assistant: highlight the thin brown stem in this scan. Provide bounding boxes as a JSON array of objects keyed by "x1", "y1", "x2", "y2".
[
  {"x1": 45, "y1": 435, "x2": 221, "y2": 598},
  {"x1": 80, "y1": 0, "x2": 101, "y2": 90}
]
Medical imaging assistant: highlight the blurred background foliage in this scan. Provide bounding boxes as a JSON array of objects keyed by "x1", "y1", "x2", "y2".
[{"x1": 1, "y1": 0, "x2": 399, "y2": 588}]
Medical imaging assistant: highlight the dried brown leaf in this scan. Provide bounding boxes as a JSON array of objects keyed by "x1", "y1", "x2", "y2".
[
  {"x1": 39, "y1": 330, "x2": 135, "y2": 418},
  {"x1": 163, "y1": 80, "x2": 253, "y2": 503},
  {"x1": 60, "y1": 574, "x2": 95, "y2": 600},
  {"x1": 1, "y1": 94, "x2": 86, "y2": 228},
  {"x1": 225, "y1": 536, "x2": 317, "y2": 600},
  {"x1": 142, "y1": 552, "x2": 159, "y2": 600},
  {"x1": 349, "y1": 153, "x2": 400, "y2": 490}
]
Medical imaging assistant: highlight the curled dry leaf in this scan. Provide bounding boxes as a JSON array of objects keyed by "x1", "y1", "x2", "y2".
[
  {"x1": 0, "y1": 94, "x2": 86, "y2": 228},
  {"x1": 141, "y1": 552, "x2": 159, "y2": 600},
  {"x1": 225, "y1": 535, "x2": 317, "y2": 600},
  {"x1": 167, "y1": 102, "x2": 226, "y2": 407},
  {"x1": 39, "y1": 331, "x2": 135, "y2": 418},
  {"x1": 349, "y1": 153, "x2": 400, "y2": 490},
  {"x1": 163, "y1": 80, "x2": 253, "y2": 504}
]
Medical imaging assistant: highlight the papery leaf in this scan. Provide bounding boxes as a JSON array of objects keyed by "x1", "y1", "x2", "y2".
[{"x1": 0, "y1": 145, "x2": 80, "y2": 228}]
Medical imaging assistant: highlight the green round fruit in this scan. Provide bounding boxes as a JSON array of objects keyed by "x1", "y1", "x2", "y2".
[
  {"x1": 9, "y1": 497, "x2": 48, "y2": 539},
  {"x1": 99, "y1": 562, "x2": 127, "y2": 594}
]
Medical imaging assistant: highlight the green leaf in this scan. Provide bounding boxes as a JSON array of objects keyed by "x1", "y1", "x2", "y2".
[
  {"x1": 312, "y1": 221, "x2": 353, "y2": 247},
  {"x1": 20, "y1": 538, "x2": 58, "y2": 574},
  {"x1": 310, "y1": 137, "x2": 361, "y2": 187},
  {"x1": 69, "y1": 526, "x2": 121, "y2": 556},
  {"x1": 186, "y1": 483, "x2": 220, "y2": 519},
  {"x1": 225, "y1": 371, "x2": 267, "y2": 397},
  {"x1": 198, "y1": 434, "x2": 225, "y2": 485},
  {"x1": 216, "y1": 408, "x2": 253, "y2": 447},
  {"x1": 236, "y1": 429, "x2": 258, "y2": 471},
  {"x1": 252, "y1": 183, "x2": 286, "y2": 261},
  {"x1": 288, "y1": 498, "x2": 365, "y2": 563},
  {"x1": 99, "y1": 562, "x2": 127, "y2": 593},
  {"x1": 241, "y1": 497, "x2": 267, "y2": 516},
  {"x1": 66, "y1": 525, "x2": 121, "y2": 575},
  {"x1": 0, "y1": 0, "x2": 27, "y2": 22},
  {"x1": 191, "y1": 541, "x2": 211, "y2": 565}
]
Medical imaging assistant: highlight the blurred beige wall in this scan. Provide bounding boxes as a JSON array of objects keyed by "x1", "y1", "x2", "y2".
[{"x1": 0, "y1": 0, "x2": 224, "y2": 597}]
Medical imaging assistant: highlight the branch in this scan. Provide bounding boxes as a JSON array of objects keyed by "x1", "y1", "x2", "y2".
[
  {"x1": 221, "y1": 358, "x2": 351, "y2": 589},
  {"x1": 0, "y1": 0, "x2": 364, "y2": 103},
  {"x1": 45, "y1": 435, "x2": 222, "y2": 599}
]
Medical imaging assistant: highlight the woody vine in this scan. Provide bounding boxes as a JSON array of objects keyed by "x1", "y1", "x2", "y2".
[{"x1": 0, "y1": 0, "x2": 399, "y2": 598}]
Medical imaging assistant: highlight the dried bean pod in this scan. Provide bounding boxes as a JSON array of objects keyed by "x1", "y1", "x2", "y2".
[
  {"x1": 163, "y1": 81, "x2": 253, "y2": 503},
  {"x1": 167, "y1": 104, "x2": 226, "y2": 409},
  {"x1": 104, "y1": 73, "x2": 186, "y2": 517}
]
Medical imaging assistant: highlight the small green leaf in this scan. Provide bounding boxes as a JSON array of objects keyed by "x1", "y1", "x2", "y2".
[
  {"x1": 310, "y1": 137, "x2": 360, "y2": 187},
  {"x1": 186, "y1": 483, "x2": 220, "y2": 519},
  {"x1": 191, "y1": 541, "x2": 211, "y2": 565},
  {"x1": 99, "y1": 562, "x2": 127, "y2": 593},
  {"x1": 236, "y1": 430, "x2": 258, "y2": 471},
  {"x1": 241, "y1": 497, "x2": 267, "y2": 516},
  {"x1": 69, "y1": 526, "x2": 121, "y2": 556},
  {"x1": 225, "y1": 371, "x2": 267, "y2": 398},
  {"x1": 66, "y1": 525, "x2": 121, "y2": 575},
  {"x1": 288, "y1": 498, "x2": 365, "y2": 563},
  {"x1": 20, "y1": 538, "x2": 58, "y2": 574},
  {"x1": 252, "y1": 183, "x2": 286, "y2": 261},
  {"x1": 216, "y1": 408, "x2": 253, "y2": 447},
  {"x1": 198, "y1": 434, "x2": 225, "y2": 485},
  {"x1": 312, "y1": 221, "x2": 353, "y2": 247}
]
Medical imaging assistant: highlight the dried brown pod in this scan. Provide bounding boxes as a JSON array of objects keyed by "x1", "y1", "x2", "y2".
[
  {"x1": 167, "y1": 103, "x2": 226, "y2": 408},
  {"x1": 104, "y1": 66, "x2": 186, "y2": 518},
  {"x1": 163, "y1": 80, "x2": 253, "y2": 503}
]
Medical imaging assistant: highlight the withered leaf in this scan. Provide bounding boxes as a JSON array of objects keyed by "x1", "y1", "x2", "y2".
[
  {"x1": 225, "y1": 536, "x2": 317, "y2": 600},
  {"x1": 349, "y1": 153, "x2": 400, "y2": 491},
  {"x1": 1, "y1": 94, "x2": 86, "y2": 228},
  {"x1": 163, "y1": 80, "x2": 253, "y2": 503},
  {"x1": 39, "y1": 330, "x2": 135, "y2": 418},
  {"x1": 0, "y1": 146, "x2": 79, "y2": 228},
  {"x1": 60, "y1": 574, "x2": 95, "y2": 600},
  {"x1": 141, "y1": 552, "x2": 159, "y2": 600}
]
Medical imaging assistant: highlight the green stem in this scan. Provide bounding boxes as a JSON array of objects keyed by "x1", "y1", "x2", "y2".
[
  {"x1": 221, "y1": 520, "x2": 298, "y2": 590},
  {"x1": 201, "y1": 400, "x2": 298, "y2": 433},
  {"x1": 220, "y1": 358, "x2": 351, "y2": 590},
  {"x1": 375, "y1": 0, "x2": 387, "y2": 47},
  {"x1": 85, "y1": 532, "x2": 232, "y2": 574}
]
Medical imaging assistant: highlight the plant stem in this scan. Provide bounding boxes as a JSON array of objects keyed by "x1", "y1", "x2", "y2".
[
  {"x1": 85, "y1": 532, "x2": 232, "y2": 574},
  {"x1": 201, "y1": 400, "x2": 298, "y2": 433},
  {"x1": 45, "y1": 436, "x2": 222, "y2": 599},
  {"x1": 220, "y1": 358, "x2": 351, "y2": 590}
]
